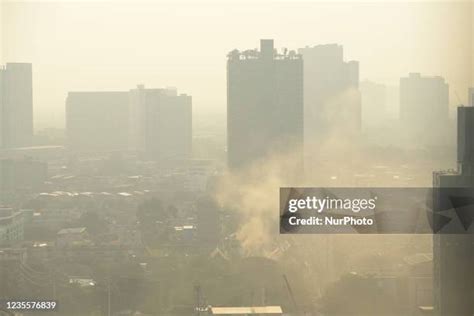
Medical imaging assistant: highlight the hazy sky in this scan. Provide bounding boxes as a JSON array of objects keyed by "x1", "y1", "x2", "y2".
[{"x1": 1, "y1": 0, "x2": 473, "y2": 129}]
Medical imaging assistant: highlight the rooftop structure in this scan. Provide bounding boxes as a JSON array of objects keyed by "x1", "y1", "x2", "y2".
[{"x1": 209, "y1": 306, "x2": 283, "y2": 315}]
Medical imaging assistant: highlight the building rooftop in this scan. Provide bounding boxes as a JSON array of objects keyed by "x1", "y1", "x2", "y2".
[
  {"x1": 57, "y1": 227, "x2": 87, "y2": 235},
  {"x1": 0, "y1": 145, "x2": 64, "y2": 151},
  {"x1": 403, "y1": 253, "x2": 433, "y2": 266},
  {"x1": 210, "y1": 306, "x2": 283, "y2": 314},
  {"x1": 227, "y1": 39, "x2": 301, "y2": 61}
]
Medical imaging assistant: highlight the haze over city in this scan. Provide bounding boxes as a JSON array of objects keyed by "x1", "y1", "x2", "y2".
[
  {"x1": 1, "y1": 0, "x2": 472, "y2": 129},
  {"x1": 1, "y1": 1, "x2": 474, "y2": 315}
]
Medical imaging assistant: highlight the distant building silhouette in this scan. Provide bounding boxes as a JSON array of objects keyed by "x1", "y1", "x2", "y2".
[
  {"x1": 227, "y1": 39, "x2": 303, "y2": 169},
  {"x1": 0, "y1": 63, "x2": 33, "y2": 148},
  {"x1": 66, "y1": 91, "x2": 129, "y2": 152},
  {"x1": 433, "y1": 105, "x2": 474, "y2": 316},
  {"x1": 129, "y1": 85, "x2": 192, "y2": 161},
  {"x1": 298, "y1": 44, "x2": 360, "y2": 141},
  {"x1": 400, "y1": 73, "x2": 449, "y2": 144},
  {"x1": 360, "y1": 80, "x2": 387, "y2": 128}
]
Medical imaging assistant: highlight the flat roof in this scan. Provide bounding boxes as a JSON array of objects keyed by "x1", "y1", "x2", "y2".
[
  {"x1": 58, "y1": 227, "x2": 86, "y2": 235},
  {"x1": 210, "y1": 306, "x2": 283, "y2": 314},
  {"x1": 0, "y1": 145, "x2": 64, "y2": 151}
]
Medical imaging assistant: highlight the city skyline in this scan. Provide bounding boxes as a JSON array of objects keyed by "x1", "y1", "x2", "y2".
[
  {"x1": 1, "y1": 0, "x2": 472, "y2": 129},
  {"x1": 1, "y1": 2, "x2": 474, "y2": 314}
]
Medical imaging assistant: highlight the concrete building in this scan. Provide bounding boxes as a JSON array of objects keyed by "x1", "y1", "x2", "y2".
[
  {"x1": 0, "y1": 63, "x2": 33, "y2": 148},
  {"x1": 66, "y1": 91, "x2": 129, "y2": 152},
  {"x1": 57, "y1": 227, "x2": 89, "y2": 247},
  {"x1": 298, "y1": 44, "x2": 360, "y2": 141},
  {"x1": 227, "y1": 39, "x2": 303, "y2": 169},
  {"x1": 433, "y1": 106, "x2": 474, "y2": 315},
  {"x1": 0, "y1": 207, "x2": 25, "y2": 246},
  {"x1": 0, "y1": 248, "x2": 27, "y2": 298},
  {"x1": 400, "y1": 73, "x2": 449, "y2": 144},
  {"x1": 209, "y1": 306, "x2": 283, "y2": 315},
  {"x1": 129, "y1": 85, "x2": 192, "y2": 161}
]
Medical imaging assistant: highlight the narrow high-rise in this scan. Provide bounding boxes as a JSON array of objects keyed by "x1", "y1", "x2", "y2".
[
  {"x1": 227, "y1": 39, "x2": 303, "y2": 169},
  {"x1": 433, "y1": 104, "x2": 474, "y2": 316},
  {"x1": 0, "y1": 63, "x2": 33, "y2": 148},
  {"x1": 400, "y1": 73, "x2": 449, "y2": 144},
  {"x1": 298, "y1": 44, "x2": 360, "y2": 141},
  {"x1": 129, "y1": 85, "x2": 192, "y2": 161}
]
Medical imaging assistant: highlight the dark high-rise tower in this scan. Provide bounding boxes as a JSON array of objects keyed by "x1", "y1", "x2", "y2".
[
  {"x1": 227, "y1": 39, "x2": 303, "y2": 169},
  {"x1": 433, "y1": 105, "x2": 474, "y2": 316},
  {"x1": 0, "y1": 63, "x2": 33, "y2": 148}
]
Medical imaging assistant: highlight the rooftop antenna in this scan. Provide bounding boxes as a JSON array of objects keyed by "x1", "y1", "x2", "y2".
[{"x1": 454, "y1": 90, "x2": 463, "y2": 106}]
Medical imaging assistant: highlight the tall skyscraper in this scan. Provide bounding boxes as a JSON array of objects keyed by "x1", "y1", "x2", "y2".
[
  {"x1": 433, "y1": 106, "x2": 474, "y2": 316},
  {"x1": 0, "y1": 63, "x2": 33, "y2": 148},
  {"x1": 298, "y1": 44, "x2": 360, "y2": 141},
  {"x1": 66, "y1": 91, "x2": 129, "y2": 152},
  {"x1": 227, "y1": 39, "x2": 303, "y2": 169},
  {"x1": 129, "y1": 85, "x2": 192, "y2": 161},
  {"x1": 400, "y1": 73, "x2": 449, "y2": 133}
]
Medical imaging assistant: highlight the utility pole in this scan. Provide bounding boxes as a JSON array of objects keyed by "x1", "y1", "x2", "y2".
[
  {"x1": 50, "y1": 266, "x2": 56, "y2": 299},
  {"x1": 194, "y1": 284, "x2": 207, "y2": 315},
  {"x1": 107, "y1": 278, "x2": 111, "y2": 316},
  {"x1": 194, "y1": 284, "x2": 201, "y2": 316},
  {"x1": 283, "y1": 274, "x2": 298, "y2": 313}
]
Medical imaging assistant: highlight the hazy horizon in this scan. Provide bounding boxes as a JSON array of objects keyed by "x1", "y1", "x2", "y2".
[{"x1": 1, "y1": 0, "x2": 473, "y2": 129}]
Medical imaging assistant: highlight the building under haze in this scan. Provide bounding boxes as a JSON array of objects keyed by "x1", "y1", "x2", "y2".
[
  {"x1": 0, "y1": 63, "x2": 33, "y2": 148},
  {"x1": 433, "y1": 105, "x2": 474, "y2": 316},
  {"x1": 400, "y1": 73, "x2": 449, "y2": 144},
  {"x1": 227, "y1": 39, "x2": 303, "y2": 169},
  {"x1": 66, "y1": 91, "x2": 129, "y2": 152},
  {"x1": 129, "y1": 85, "x2": 192, "y2": 161},
  {"x1": 298, "y1": 44, "x2": 360, "y2": 141}
]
